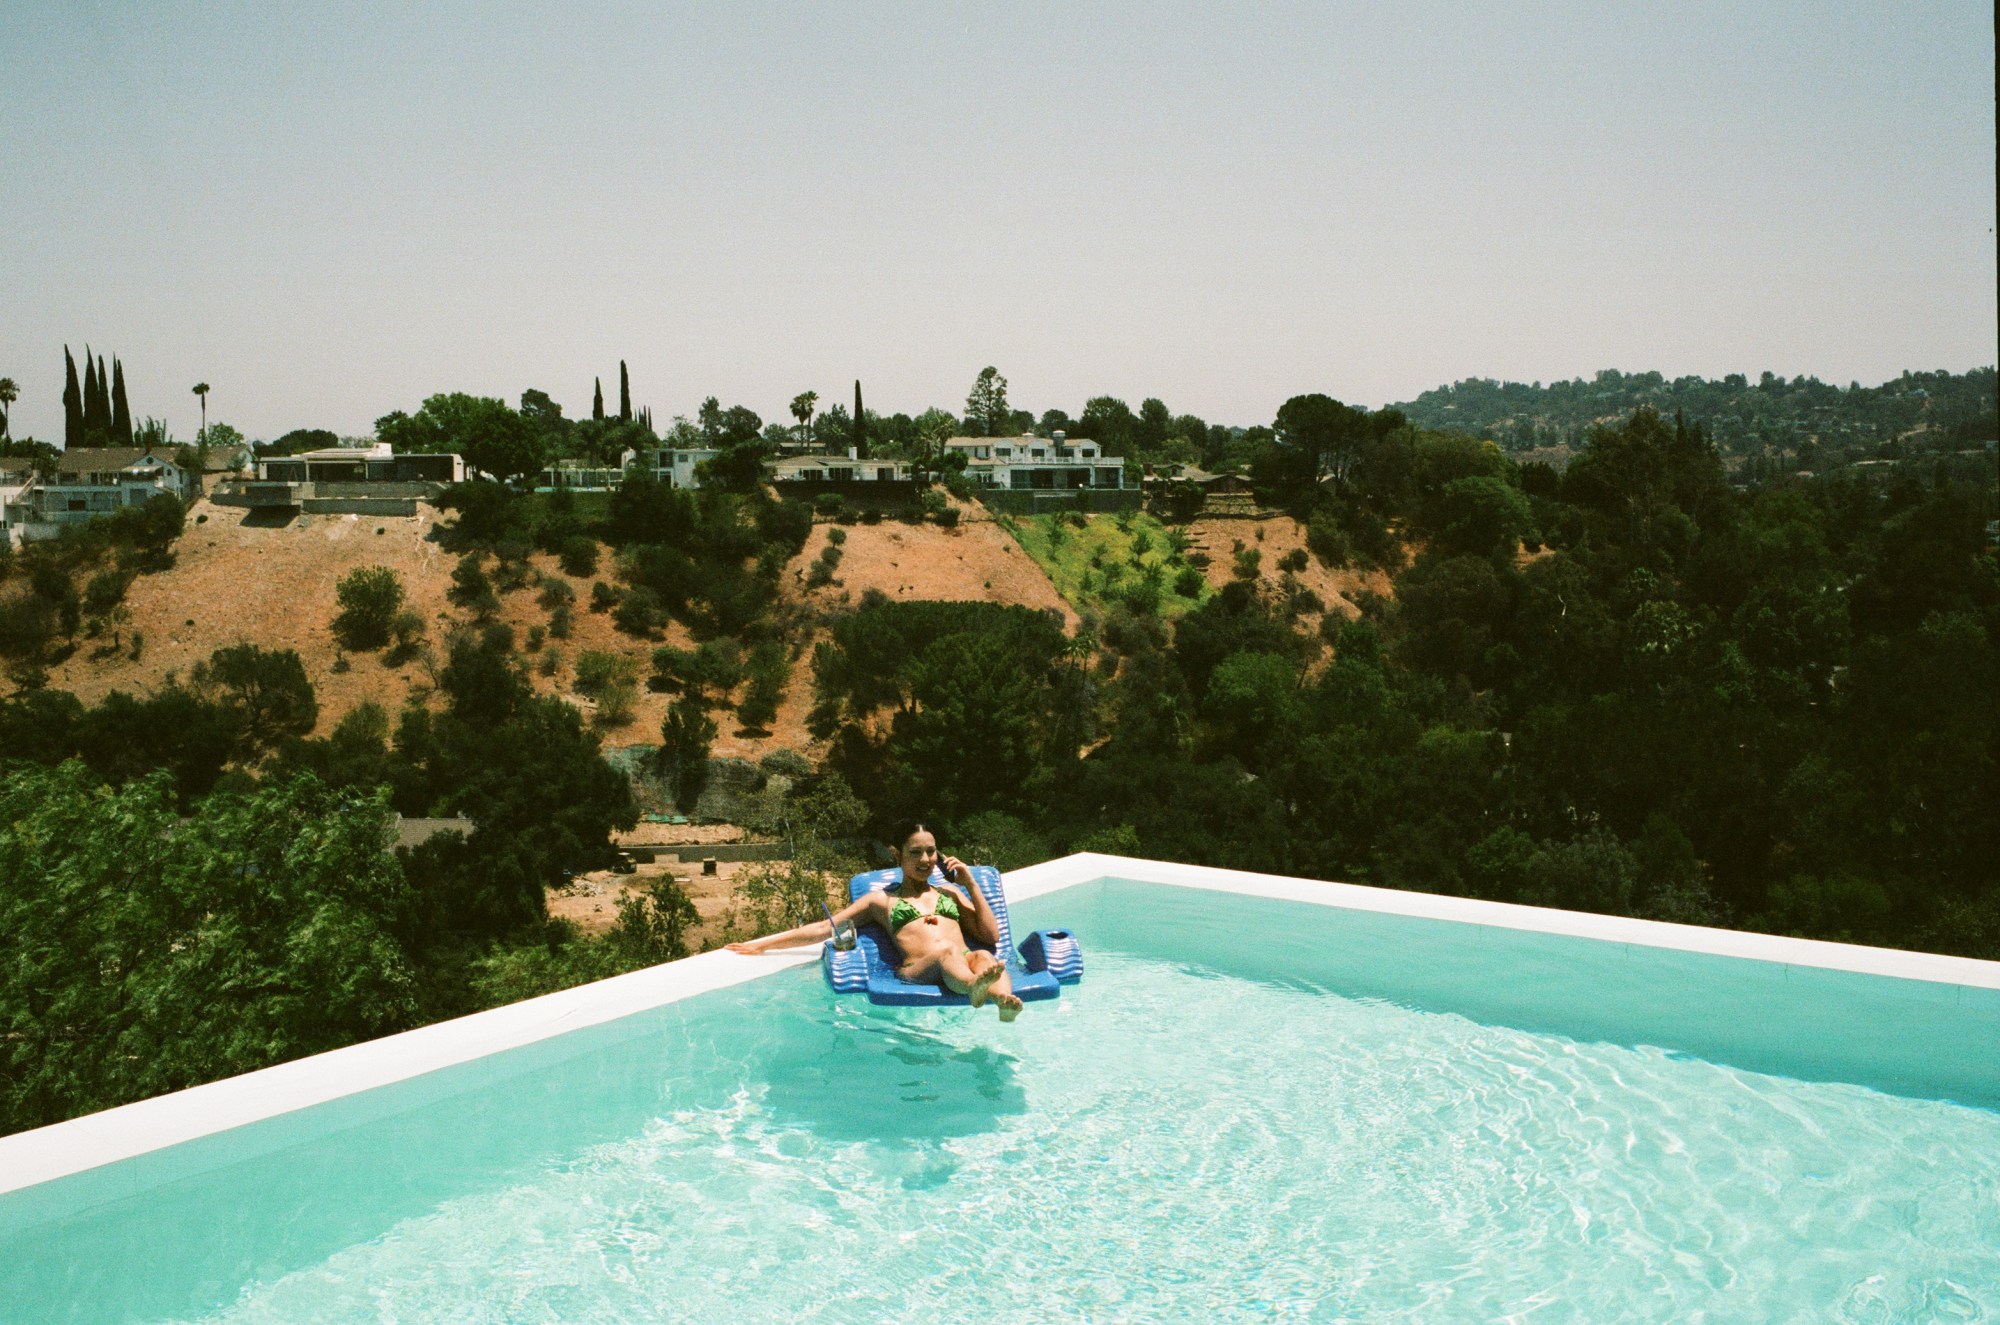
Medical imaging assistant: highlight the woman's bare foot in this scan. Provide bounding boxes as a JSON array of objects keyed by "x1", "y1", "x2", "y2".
[
  {"x1": 966, "y1": 954, "x2": 1005, "y2": 1007},
  {"x1": 995, "y1": 993, "x2": 1023, "y2": 1022}
]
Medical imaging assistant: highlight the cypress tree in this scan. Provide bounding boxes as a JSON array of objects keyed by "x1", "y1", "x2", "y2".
[
  {"x1": 593, "y1": 377, "x2": 604, "y2": 422},
  {"x1": 853, "y1": 379, "x2": 867, "y2": 460},
  {"x1": 96, "y1": 354, "x2": 110, "y2": 433},
  {"x1": 82, "y1": 350, "x2": 103, "y2": 444},
  {"x1": 619, "y1": 360, "x2": 631, "y2": 423},
  {"x1": 63, "y1": 346, "x2": 83, "y2": 449},
  {"x1": 111, "y1": 357, "x2": 132, "y2": 445}
]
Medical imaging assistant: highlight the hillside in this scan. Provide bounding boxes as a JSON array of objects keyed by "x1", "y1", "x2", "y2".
[
  {"x1": 37, "y1": 495, "x2": 1366, "y2": 766},
  {"x1": 1392, "y1": 365, "x2": 1997, "y2": 463}
]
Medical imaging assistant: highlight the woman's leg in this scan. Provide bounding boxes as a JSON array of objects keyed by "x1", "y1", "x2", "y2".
[
  {"x1": 936, "y1": 949, "x2": 1006, "y2": 1006},
  {"x1": 986, "y1": 966, "x2": 1022, "y2": 1022}
]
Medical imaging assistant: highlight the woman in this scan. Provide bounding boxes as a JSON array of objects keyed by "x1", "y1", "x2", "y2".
[{"x1": 727, "y1": 823, "x2": 1024, "y2": 1021}]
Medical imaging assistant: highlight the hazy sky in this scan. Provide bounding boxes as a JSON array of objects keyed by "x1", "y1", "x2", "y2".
[{"x1": 3, "y1": 1, "x2": 1994, "y2": 443}]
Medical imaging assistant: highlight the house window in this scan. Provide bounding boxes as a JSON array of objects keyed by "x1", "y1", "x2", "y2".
[
  {"x1": 1032, "y1": 449, "x2": 1046, "y2": 459},
  {"x1": 995, "y1": 448, "x2": 1011, "y2": 458},
  {"x1": 1080, "y1": 447, "x2": 1095, "y2": 457},
  {"x1": 876, "y1": 467, "x2": 895, "y2": 481}
]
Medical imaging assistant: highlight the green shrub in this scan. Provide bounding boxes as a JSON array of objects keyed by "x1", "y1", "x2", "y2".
[
  {"x1": 330, "y1": 566, "x2": 404, "y2": 651},
  {"x1": 1174, "y1": 566, "x2": 1206, "y2": 598},
  {"x1": 589, "y1": 581, "x2": 620, "y2": 612},
  {"x1": 827, "y1": 527, "x2": 847, "y2": 546},
  {"x1": 613, "y1": 586, "x2": 662, "y2": 637},
  {"x1": 558, "y1": 535, "x2": 599, "y2": 578},
  {"x1": 573, "y1": 650, "x2": 638, "y2": 700},
  {"x1": 82, "y1": 569, "x2": 134, "y2": 617},
  {"x1": 447, "y1": 554, "x2": 499, "y2": 616},
  {"x1": 538, "y1": 576, "x2": 576, "y2": 610}
]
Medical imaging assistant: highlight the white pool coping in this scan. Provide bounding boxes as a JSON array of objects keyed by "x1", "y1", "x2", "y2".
[{"x1": 3, "y1": 852, "x2": 1995, "y2": 1199}]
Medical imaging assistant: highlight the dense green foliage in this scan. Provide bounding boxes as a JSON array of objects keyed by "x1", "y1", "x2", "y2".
[
  {"x1": 810, "y1": 406, "x2": 1998, "y2": 961},
  {"x1": 0, "y1": 764, "x2": 418, "y2": 1133},
  {"x1": 1396, "y1": 366, "x2": 1997, "y2": 468}
]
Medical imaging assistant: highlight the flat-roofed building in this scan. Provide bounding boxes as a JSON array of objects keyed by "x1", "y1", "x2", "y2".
[{"x1": 943, "y1": 431, "x2": 1126, "y2": 493}]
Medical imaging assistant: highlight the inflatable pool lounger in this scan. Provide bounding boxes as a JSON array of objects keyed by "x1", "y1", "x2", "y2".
[{"x1": 822, "y1": 865, "x2": 1083, "y2": 1006}]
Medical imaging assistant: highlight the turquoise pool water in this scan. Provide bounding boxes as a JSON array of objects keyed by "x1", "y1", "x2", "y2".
[{"x1": 5, "y1": 881, "x2": 1998, "y2": 1323}]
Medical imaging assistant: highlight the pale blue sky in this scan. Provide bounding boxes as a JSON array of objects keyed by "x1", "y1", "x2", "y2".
[{"x1": 2, "y1": 1, "x2": 1993, "y2": 443}]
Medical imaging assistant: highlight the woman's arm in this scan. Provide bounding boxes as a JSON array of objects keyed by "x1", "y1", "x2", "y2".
[
  {"x1": 939, "y1": 856, "x2": 1000, "y2": 950},
  {"x1": 727, "y1": 893, "x2": 875, "y2": 955}
]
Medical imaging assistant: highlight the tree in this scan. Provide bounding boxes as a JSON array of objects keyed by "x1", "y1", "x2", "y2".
[
  {"x1": 0, "y1": 376, "x2": 17, "y2": 442},
  {"x1": 853, "y1": 379, "x2": 868, "y2": 458},
  {"x1": 1431, "y1": 475, "x2": 1534, "y2": 558},
  {"x1": 657, "y1": 696, "x2": 717, "y2": 811},
  {"x1": 82, "y1": 351, "x2": 103, "y2": 443},
  {"x1": 1273, "y1": 393, "x2": 1371, "y2": 490},
  {"x1": 619, "y1": 360, "x2": 631, "y2": 423},
  {"x1": 194, "y1": 644, "x2": 320, "y2": 753},
  {"x1": 375, "y1": 393, "x2": 545, "y2": 483},
  {"x1": 0, "y1": 762, "x2": 419, "y2": 1132},
  {"x1": 110, "y1": 357, "x2": 131, "y2": 445},
  {"x1": 790, "y1": 390, "x2": 818, "y2": 447},
  {"x1": 966, "y1": 366, "x2": 1010, "y2": 436},
  {"x1": 62, "y1": 348, "x2": 82, "y2": 449},
  {"x1": 331, "y1": 566, "x2": 406, "y2": 651},
  {"x1": 911, "y1": 407, "x2": 957, "y2": 482},
  {"x1": 1078, "y1": 396, "x2": 1136, "y2": 453},
  {"x1": 593, "y1": 377, "x2": 605, "y2": 422},
  {"x1": 191, "y1": 381, "x2": 209, "y2": 445}
]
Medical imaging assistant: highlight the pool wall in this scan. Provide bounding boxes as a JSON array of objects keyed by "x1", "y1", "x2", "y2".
[{"x1": 4, "y1": 852, "x2": 1996, "y2": 1204}]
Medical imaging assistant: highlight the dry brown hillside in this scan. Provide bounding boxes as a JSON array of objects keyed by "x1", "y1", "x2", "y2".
[{"x1": 40, "y1": 496, "x2": 1385, "y2": 766}]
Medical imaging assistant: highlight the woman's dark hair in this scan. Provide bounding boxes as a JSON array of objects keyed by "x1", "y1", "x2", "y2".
[{"x1": 887, "y1": 820, "x2": 936, "y2": 855}]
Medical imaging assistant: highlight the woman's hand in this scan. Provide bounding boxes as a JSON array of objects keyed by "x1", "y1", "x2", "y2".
[{"x1": 725, "y1": 939, "x2": 766, "y2": 955}]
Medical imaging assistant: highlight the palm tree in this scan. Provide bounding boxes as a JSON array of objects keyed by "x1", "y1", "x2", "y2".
[
  {"x1": 192, "y1": 382, "x2": 209, "y2": 446},
  {"x1": 790, "y1": 390, "x2": 818, "y2": 450},
  {"x1": 0, "y1": 377, "x2": 17, "y2": 447}
]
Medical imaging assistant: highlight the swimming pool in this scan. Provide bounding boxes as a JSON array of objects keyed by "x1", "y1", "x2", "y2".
[{"x1": 4, "y1": 857, "x2": 1997, "y2": 1323}]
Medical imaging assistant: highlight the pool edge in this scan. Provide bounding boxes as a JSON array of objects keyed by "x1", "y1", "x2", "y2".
[{"x1": 4, "y1": 853, "x2": 1994, "y2": 1198}]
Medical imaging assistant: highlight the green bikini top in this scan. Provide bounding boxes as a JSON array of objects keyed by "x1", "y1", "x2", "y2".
[{"x1": 887, "y1": 886, "x2": 962, "y2": 933}]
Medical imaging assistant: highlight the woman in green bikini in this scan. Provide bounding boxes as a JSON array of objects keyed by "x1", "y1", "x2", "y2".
[{"x1": 727, "y1": 823, "x2": 1024, "y2": 1021}]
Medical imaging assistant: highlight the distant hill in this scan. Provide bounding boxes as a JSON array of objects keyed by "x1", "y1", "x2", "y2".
[{"x1": 1393, "y1": 367, "x2": 1997, "y2": 469}]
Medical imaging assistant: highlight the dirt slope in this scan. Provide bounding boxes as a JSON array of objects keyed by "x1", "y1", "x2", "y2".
[{"x1": 38, "y1": 497, "x2": 1374, "y2": 768}]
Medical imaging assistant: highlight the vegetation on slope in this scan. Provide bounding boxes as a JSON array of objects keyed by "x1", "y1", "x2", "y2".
[{"x1": 998, "y1": 510, "x2": 1211, "y2": 622}]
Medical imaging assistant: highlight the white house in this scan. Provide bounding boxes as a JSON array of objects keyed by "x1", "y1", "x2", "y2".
[
  {"x1": 642, "y1": 446, "x2": 720, "y2": 489},
  {"x1": 6, "y1": 447, "x2": 195, "y2": 542},
  {"x1": 0, "y1": 457, "x2": 37, "y2": 544},
  {"x1": 943, "y1": 430, "x2": 1127, "y2": 493},
  {"x1": 769, "y1": 451, "x2": 912, "y2": 485}
]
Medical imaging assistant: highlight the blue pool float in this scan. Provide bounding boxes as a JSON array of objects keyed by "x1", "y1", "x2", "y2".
[{"x1": 822, "y1": 865, "x2": 1083, "y2": 1006}]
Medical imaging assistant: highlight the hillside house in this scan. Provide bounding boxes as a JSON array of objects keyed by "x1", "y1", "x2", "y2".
[
  {"x1": 769, "y1": 452, "x2": 911, "y2": 485},
  {"x1": 5, "y1": 447, "x2": 195, "y2": 542},
  {"x1": 944, "y1": 431, "x2": 1127, "y2": 495},
  {"x1": 0, "y1": 457, "x2": 36, "y2": 544},
  {"x1": 212, "y1": 442, "x2": 464, "y2": 516},
  {"x1": 255, "y1": 443, "x2": 462, "y2": 485},
  {"x1": 639, "y1": 446, "x2": 720, "y2": 489}
]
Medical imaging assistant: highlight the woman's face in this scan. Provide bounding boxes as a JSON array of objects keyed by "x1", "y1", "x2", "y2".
[{"x1": 898, "y1": 831, "x2": 938, "y2": 881}]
